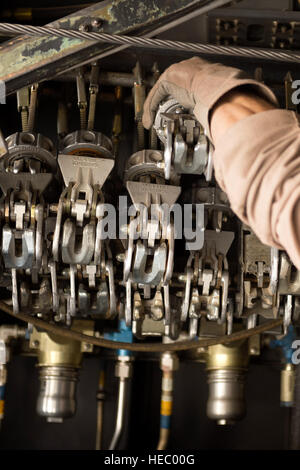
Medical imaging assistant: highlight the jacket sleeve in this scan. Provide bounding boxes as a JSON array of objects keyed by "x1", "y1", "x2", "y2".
[{"x1": 212, "y1": 108, "x2": 300, "y2": 268}]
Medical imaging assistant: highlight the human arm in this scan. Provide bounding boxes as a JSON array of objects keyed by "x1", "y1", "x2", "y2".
[{"x1": 142, "y1": 57, "x2": 300, "y2": 268}]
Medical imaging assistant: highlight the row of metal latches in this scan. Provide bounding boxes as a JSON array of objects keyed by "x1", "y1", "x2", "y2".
[{"x1": 0, "y1": 93, "x2": 294, "y2": 339}]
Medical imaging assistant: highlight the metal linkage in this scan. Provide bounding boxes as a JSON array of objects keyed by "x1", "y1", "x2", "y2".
[
  {"x1": 152, "y1": 100, "x2": 235, "y2": 337},
  {"x1": 0, "y1": 74, "x2": 119, "y2": 322},
  {"x1": 180, "y1": 187, "x2": 234, "y2": 337},
  {"x1": 123, "y1": 149, "x2": 181, "y2": 338},
  {"x1": 1, "y1": 21, "x2": 300, "y2": 66},
  {"x1": 0, "y1": 130, "x2": 57, "y2": 314},
  {"x1": 0, "y1": 55, "x2": 297, "y2": 348},
  {"x1": 52, "y1": 129, "x2": 116, "y2": 321},
  {"x1": 154, "y1": 98, "x2": 210, "y2": 181},
  {"x1": 241, "y1": 226, "x2": 280, "y2": 319}
]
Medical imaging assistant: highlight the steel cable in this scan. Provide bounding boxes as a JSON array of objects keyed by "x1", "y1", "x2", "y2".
[
  {"x1": 0, "y1": 22, "x2": 299, "y2": 64},
  {"x1": 0, "y1": 300, "x2": 282, "y2": 353}
]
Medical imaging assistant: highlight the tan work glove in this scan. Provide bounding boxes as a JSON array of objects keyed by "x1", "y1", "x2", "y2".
[{"x1": 142, "y1": 56, "x2": 278, "y2": 141}]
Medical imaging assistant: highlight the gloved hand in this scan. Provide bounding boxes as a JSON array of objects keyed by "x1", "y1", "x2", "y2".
[{"x1": 142, "y1": 56, "x2": 278, "y2": 142}]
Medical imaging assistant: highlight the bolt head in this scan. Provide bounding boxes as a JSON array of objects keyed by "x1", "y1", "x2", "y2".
[{"x1": 91, "y1": 18, "x2": 103, "y2": 28}]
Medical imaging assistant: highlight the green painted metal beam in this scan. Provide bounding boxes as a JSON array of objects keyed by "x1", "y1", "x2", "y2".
[{"x1": 0, "y1": 0, "x2": 205, "y2": 95}]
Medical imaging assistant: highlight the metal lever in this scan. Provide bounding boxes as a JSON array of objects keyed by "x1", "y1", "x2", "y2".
[
  {"x1": 61, "y1": 219, "x2": 95, "y2": 265},
  {"x1": 76, "y1": 68, "x2": 87, "y2": 130},
  {"x1": 87, "y1": 62, "x2": 100, "y2": 131},
  {"x1": 132, "y1": 241, "x2": 167, "y2": 285},
  {"x1": 78, "y1": 282, "x2": 109, "y2": 318},
  {"x1": 2, "y1": 226, "x2": 34, "y2": 269}
]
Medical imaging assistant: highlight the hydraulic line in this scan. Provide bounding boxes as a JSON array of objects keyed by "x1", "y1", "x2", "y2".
[
  {"x1": 1, "y1": 21, "x2": 300, "y2": 65},
  {"x1": 106, "y1": 323, "x2": 133, "y2": 449},
  {"x1": 109, "y1": 377, "x2": 127, "y2": 450},
  {"x1": 95, "y1": 365, "x2": 105, "y2": 451},
  {"x1": 0, "y1": 353, "x2": 6, "y2": 429},
  {"x1": 157, "y1": 353, "x2": 178, "y2": 450},
  {"x1": 0, "y1": 300, "x2": 283, "y2": 353},
  {"x1": 157, "y1": 374, "x2": 172, "y2": 450}
]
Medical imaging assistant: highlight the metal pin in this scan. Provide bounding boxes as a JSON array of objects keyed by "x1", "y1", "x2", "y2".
[
  {"x1": 76, "y1": 68, "x2": 87, "y2": 129},
  {"x1": 87, "y1": 62, "x2": 100, "y2": 130}
]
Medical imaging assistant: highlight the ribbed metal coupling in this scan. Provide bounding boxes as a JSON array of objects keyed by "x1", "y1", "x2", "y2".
[
  {"x1": 37, "y1": 365, "x2": 79, "y2": 423},
  {"x1": 206, "y1": 368, "x2": 247, "y2": 424}
]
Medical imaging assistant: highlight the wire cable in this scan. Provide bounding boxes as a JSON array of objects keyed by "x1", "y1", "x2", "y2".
[
  {"x1": 0, "y1": 21, "x2": 299, "y2": 64},
  {"x1": 0, "y1": 300, "x2": 283, "y2": 353}
]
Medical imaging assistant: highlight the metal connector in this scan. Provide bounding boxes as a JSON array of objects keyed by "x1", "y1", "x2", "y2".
[
  {"x1": 76, "y1": 68, "x2": 87, "y2": 130},
  {"x1": 17, "y1": 87, "x2": 29, "y2": 131},
  {"x1": 27, "y1": 83, "x2": 39, "y2": 132},
  {"x1": 87, "y1": 62, "x2": 100, "y2": 130},
  {"x1": 133, "y1": 61, "x2": 145, "y2": 150}
]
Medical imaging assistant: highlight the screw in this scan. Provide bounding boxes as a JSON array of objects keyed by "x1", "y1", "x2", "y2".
[{"x1": 91, "y1": 18, "x2": 103, "y2": 28}]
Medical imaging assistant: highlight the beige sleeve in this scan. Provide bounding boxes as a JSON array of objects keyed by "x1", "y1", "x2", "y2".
[{"x1": 212, "y1": 109, "x2": 300, "y2": 269}]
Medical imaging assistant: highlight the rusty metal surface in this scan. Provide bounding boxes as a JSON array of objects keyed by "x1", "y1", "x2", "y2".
[{"x1": 0, "y1": 0, "x2": 204, "y2": 95}]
